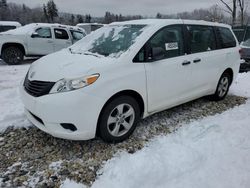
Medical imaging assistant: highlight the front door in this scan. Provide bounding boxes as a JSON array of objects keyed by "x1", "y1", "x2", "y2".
[
  {"x1": 53, "y1": 28, "x2": 72, "y2": 52},
  {"x1": 143, "y1": 25, "x2": 193, "y2": 113},
  {"x1": 183, "y1": 24, "x2": 221, "y2": 95},
  {"x1": 27, "y1": 27, "x2": 54, "y2": 55}
]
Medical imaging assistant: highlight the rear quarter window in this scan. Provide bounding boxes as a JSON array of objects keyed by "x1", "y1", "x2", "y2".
[
  {"x1": 0, "y1": 25, "x2": 16, "y2": 32},
  {"x1": 54, "y1": 28, "x2": 69, "y2": 40},
  {"x1": 217, "y1": 27, "x2": 237, "y2": 49}
]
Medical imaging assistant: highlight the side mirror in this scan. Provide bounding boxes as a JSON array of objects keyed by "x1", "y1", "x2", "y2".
[
  {"x1": 31, "y1": 32, "x2": 39, "y2": 38},
  {"x1": 152, "y1": 47, "x2": 165, "y2": 61}
]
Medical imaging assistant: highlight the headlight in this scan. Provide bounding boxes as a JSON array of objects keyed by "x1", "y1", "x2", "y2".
[{"x1": 50, "y1": 74, "x2": 100, "y2": 94}]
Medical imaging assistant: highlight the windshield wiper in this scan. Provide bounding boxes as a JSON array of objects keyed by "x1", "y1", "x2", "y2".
[{"x1": 83, "y1": 51, "x2": 102, "y2": 58}]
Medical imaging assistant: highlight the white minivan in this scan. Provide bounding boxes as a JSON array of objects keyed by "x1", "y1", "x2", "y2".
[{"x1": 20, "y1": 19, "x2": 241, "y2": 142}]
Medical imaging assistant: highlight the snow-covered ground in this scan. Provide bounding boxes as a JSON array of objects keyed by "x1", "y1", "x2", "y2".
[
  {"x1": 1, "y1": 61, "x2": 250, "y2": 188},
  {"x1": 0, "y1": 62, "x2": 30, "y2": 132},
  {"x1": 91, "y1": 73, "x2": 250, "y2": 188}
]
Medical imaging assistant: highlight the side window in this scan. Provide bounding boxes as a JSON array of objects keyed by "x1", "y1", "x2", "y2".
[
  {"x1": 148, "y1": 26, "x2": 184, "y2": 60},
  {"x1": 70, "y1": 30, "x2": 85, "y2": 41},
  {"x1": 54, "y1": 28, "x2": 69, "y2": 40},
  {"x1": 187, "y1": 25, "x2": 216, "y2": 53},
  {"x1": 134, "y1": 26, "x2": 184, "y2": 62},
  {"x1": 218, "y1": 27, "x2": 236, "y2": 48},
  {"x1": 34, "y1": 27, "x2": 52, "y2": 38},
  {"x1": 91, "y1": 25, "x2": 103, "y2": 32}
]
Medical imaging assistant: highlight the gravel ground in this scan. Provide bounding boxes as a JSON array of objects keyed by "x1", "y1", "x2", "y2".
[{"x1": 0, "y1": 95, "x2": 247, "y2": 188}]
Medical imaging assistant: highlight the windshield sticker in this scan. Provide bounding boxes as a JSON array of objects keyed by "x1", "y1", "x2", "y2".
[{"x1": 165, "y1": 42, "x2": 178, "y2": 51}]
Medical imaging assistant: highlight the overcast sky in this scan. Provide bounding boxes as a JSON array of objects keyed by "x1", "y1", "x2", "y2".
[{"x1": 8, "y1": 0, "x2": 219, "y2": 17}]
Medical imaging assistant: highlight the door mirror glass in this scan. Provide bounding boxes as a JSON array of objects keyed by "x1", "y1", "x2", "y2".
[{"x1": 152, "y1": 47, "x2": 165, "y2": 61}]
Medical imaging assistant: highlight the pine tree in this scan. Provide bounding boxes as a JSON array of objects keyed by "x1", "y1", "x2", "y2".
[
  {"x1": 156, "y1": 13, "x2": 162, "y2": 19},
  {"x1": 47, "y1": 0, "x2": 58, "y2": 22},
  {"x1": 85, "y1": 14, "x2": 91, "y2": 23},
  {"x1": 0, "y1": 0, "x2": 7, "y2": 8},
  {"x1": 77, "y1": 15, "x2": 84, "y2": 23},
  {"x1": 43, "y1": 4, "x2": 49, "y2": 23},
  {"x1": 70, "y1": 14, "x2": 75, "y2": 25},
  {"x1": 0, "y1": 0, "x2": 8, "y2": 20}
]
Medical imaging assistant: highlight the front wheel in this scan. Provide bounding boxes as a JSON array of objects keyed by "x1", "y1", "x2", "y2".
[
  {"x1": 98, "y1": 96, "x2": 141, "y2": 143},
  {"x1": 209, "y1": 72, "x2": 231, "y2": 101},
  {"x1": 2, "y1": 46, "x2": 24, "y2": 65}
]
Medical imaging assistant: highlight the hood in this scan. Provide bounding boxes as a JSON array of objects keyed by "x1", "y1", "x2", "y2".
[{"x1": 28, "y1": 49, "x2": 116, "y2": 82}]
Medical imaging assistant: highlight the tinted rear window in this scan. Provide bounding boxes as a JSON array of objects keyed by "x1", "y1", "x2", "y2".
[
  {"x1": 0, "y1": 25, "x2": 16, "y2": 32},
  {"x1": 187, "y1": 25, "x2": 216, "y2": 53},
  {"x1": 217, "y1": 27, "x2": 236, "y2": 48}
]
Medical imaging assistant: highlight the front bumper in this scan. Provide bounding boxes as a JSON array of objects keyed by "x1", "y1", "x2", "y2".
[{"x1": 20, "y1": 85, "x2": 105, "y2": 140}]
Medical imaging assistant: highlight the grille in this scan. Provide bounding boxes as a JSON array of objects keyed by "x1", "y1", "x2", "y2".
[{"x1": 24, "y1": 74, "x2": 55, "y2": 97}]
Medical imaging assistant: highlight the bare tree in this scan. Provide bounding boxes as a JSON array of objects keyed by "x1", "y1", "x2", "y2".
[
  {"x1": 238, "y1": 0, "x2": 248, "y2": 26},
  {"x1": 219, "y1": 0, "x2": 237, "y2": 25},
  {"x1": 209, "y1": 5, "x2": 226, "y2": 22}
]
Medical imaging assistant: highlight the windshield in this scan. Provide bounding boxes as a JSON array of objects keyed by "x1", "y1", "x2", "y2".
[
  {"x1": 70, "y1": 24, "x2": 146, "y2": 58},
  {"x1": 242, "y1": 39, "x2": 250, "y2": 47}
]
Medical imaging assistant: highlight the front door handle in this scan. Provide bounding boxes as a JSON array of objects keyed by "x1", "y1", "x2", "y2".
[
  {"x1": 47, "y1": 40, "x2": 53, "y2": 43},
  {"x1": 193, "y1": 58, "x2": 201, "y2": 63},
  {"x1": 182, "y1": 60, "x2": 191, "y2": 66}
]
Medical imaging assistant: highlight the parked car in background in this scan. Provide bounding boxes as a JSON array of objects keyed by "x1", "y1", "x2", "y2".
[
  {"x1": 0, "y1": 21, "x2": 21, "y2": 32},
  {"x1": 233, "y1": 26, "x2": 250, "y2": 43},
  {"x1": 233, "y1": 26, "x2": 250, "y2": 72},
  {"x1": 20, "y1": 19, "x2": 240, "y2": 143},
  {"x1": 76, "y1": 23, "x2": 104, "y2": 34},
  {"x1": 240, "y1": 39, "x2": 250, "y2": 62},
  {"x1": 0, "y1": 23, "x2": 86, "y2": 65},
  {"x1": 239, "y1": 39, "x2": 250, "y2": 72}
]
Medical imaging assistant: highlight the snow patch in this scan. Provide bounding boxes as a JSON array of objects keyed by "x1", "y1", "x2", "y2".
[
  {"x1": 60, "y1": 179, "x2": 86, "y2": 188},
  {"x1": 92, "y1": 73, "x2": 250, "y2": 188}
]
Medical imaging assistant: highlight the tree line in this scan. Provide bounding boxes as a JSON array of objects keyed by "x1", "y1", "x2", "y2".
[{"x1": 0, "y1": 0, "x2": 249, "y2": 26}]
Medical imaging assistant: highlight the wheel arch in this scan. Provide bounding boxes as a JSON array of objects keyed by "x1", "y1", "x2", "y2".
[
  {"x1": 96, "y1": 90, "x2": 146, "y2": 136},
  {"x1": 222, "y1": 68, "x2": 234, "y2": 85},
  {"x1": 1, "y1": 42, "x2": 26, "y2": 56}
]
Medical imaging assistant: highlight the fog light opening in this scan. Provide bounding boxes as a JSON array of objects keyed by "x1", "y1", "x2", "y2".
[{"x1": 60, "y1": 123, "x2": 77, "y2": 132}]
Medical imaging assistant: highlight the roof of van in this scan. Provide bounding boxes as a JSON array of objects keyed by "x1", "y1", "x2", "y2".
[
  {"x1": 77, "y1": 23, "x2": 104, "y2": 26},
  {"x1": 0, "y1": 21, "x2": 21, "y2": 27},
  {"x1": 110, "y1": 19, "x2": 231, "y2": 28}
]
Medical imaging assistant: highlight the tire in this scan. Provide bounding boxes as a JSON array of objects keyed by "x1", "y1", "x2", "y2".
[
  {"x1": 2, "y1": 46, "x2": 24, "y2": 65},
  {"x1": 98, "y1": 96, "x2": 141, "y2": 143},
  {"x1": 209, "y1": 72, "x2": 232, "y2": 101}
]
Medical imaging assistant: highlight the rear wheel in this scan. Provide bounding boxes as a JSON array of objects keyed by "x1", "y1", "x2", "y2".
[
  {"x1": 2, "y1": 46, "x2": 24, "y2": 65},
  {"x1": 209, "y1": 72, "x2": 231, "y2": 101},
  {"x1": 98, "y1": 96, "x2": 140, "y2": 143}
]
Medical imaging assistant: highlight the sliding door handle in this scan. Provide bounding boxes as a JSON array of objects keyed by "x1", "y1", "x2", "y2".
[
  {"x1": 193, "y1": 58, "x2": 201, "y2": 63},
  {"x1": 182, "y1": 60, "x2": 191, "y2": 66}
]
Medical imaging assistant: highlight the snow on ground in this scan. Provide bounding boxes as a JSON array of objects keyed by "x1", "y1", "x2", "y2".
[
  {"x1": 0, "y1": 62, "x2": 31, "y2": 132},
  {"x1": 230, "y1": 72, "x2": 250, "y2": 98},
  {"x1": 60, "y1": 179, "x2": 87, "y2": 188},
  {"x1": 1, "y1": 61, "x2": 250, "y2": 188},
  {"x1": 91, "y1": 73, "x2": 250, "y2": 188}
]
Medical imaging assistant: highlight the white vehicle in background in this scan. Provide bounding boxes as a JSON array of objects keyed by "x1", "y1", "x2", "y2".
[
  {"x1": 76, "y1": 23, "x2": 104, "y2": 34},
  {"x1": 0, "y1": 23, "x2": 86, "y2": 65},
  {"x1": 0, "y1": 21, "x2": 21, "y2": 32},
  {"x1": 20, "y1": 19, "x2": 240, "y2": 143}
]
